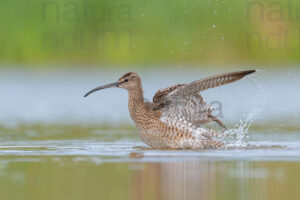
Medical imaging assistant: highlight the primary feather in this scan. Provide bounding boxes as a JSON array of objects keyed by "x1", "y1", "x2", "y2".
[{"x1": 153, "y1": 70, "x2": 255, "y2": 129}]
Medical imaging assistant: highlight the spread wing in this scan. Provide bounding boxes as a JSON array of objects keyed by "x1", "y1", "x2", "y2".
[{"x1": 153, "y1": 70, "x2": 255, "y2": 127}]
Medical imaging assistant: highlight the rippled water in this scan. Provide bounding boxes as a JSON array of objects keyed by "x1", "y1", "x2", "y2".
[
  {"x1": 0, "y1": 124, "x2": 299, "y2": 200},
  {"x1": 0, "y1": 68, "x2": 300, "y2": 199},
  {"x1": 1, "y1": 125, "x2": 300, "y2": 161}
]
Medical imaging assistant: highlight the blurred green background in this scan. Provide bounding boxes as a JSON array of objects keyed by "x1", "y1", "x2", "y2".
[
  {"x1": 1, "y1": 0, "x2": 299, "y2": 67},
  {"x1": 1, "y1": 2, "x2": 300, "y2": 200}
]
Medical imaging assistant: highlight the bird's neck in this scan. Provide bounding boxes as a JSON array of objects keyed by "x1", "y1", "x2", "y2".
[{"x1": 128, "y1": 85, "x2": 145, "y2": 121}]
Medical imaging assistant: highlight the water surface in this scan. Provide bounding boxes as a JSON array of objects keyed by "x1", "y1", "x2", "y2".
[
  {"x1": 0, "y1": 124, "x2": 300, "y2": 200},
  {"x1": 0, "y1": 68, "x2": 300, "y2": 200}
]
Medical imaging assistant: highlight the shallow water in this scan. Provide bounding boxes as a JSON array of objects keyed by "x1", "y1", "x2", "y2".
[
  {"x1": 0, "y1": 125, "x2": 300, "y2": 200},
  {"x1": 0, "y1": 68, "x2": 300, "y2": 199},
  {"x1": 1, "y1": 125, "x2": 300, "y2": 161}
]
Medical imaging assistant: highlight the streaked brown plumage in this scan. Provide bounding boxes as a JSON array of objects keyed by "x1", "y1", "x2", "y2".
[{"x1": 84, "y1": 70, "x2": 255, "y2": 149}]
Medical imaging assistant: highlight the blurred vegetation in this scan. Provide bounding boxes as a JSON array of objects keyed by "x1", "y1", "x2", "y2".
[{"x1": 1, "y1": 0, "x2": 300, "y2": 67}]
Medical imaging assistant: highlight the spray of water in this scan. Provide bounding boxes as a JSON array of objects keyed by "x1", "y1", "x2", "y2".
[{"x1": 223, "y1": 70, "x2": 267, "y2": 148}]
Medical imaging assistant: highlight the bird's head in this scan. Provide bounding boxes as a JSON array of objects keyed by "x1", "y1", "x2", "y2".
[
  {"x1": 84, "y1": 72, "x2": 141, "y2": 97},
  {"x1": 117, "y1": 72, "x2": 141, "y2": 90}
]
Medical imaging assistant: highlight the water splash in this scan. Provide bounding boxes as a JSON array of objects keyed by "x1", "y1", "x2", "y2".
[{"x1": 223, "y1": 70, "x2": 267, "y2": 148}]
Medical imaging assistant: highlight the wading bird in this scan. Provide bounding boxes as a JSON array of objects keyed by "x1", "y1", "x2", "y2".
[{"x1": 84, "y1": 70, "x2": 255, "y2": 149}]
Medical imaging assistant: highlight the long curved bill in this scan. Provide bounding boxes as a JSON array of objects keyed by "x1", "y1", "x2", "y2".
[{"x1": 84, "y1": 82, "x2": 119, "y2": 97}]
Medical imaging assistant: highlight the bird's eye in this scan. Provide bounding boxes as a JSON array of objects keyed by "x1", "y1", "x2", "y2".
[{"x1": 124, "y1": 79, "x2": 129, "y2": 82}]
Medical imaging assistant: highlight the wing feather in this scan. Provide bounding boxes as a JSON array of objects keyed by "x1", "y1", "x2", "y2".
[
  {"x1": 153, "y1": 70, "x2": 255, "y2": 106},
  {"x1": 152, "y1": 70, "x2": 255, "y2": 128},
  {"x1": 153, "y1": 84, "x2": 185, "y2": 104},
  {"x1": 184, "y1": 70, "x2": 255, "y2": 93}
]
